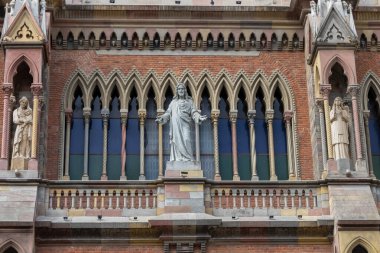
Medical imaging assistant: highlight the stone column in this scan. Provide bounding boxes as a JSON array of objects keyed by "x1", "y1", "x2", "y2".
[
  {"x1": 120, "y1": 109, "x2": 128, "y2": 180},
  {"x1": 266, "y1": 109, "x2": 277, "y2": 181},
  {"x1": 157, "y1": 109, "x2": 164, "y2": 179},
  {"x1": 229, "y1": 110, "x2": 240, "y2": 181},
  {"x1": 195, "y1": 109, "x2": 201, "y2": 162},
  {"x1": 63, "y1": 109, "x2": 72, "y2": 180},
  {"x1": 347, "y1": 85, "x2": 363, "y2": 160},
  {"x1": 211, "y1": 110, "x2": 221, "y2": 181},
  {"x1": 101, "y1": 108, "x2": 110, "y2": 181},
  {"x1": 247, "y1": 110, "x2": 258, "y2": 181},
  {"x1": 139, "y1": 109, "x2": 146, "y2": 180},
  {"x1": 363, "y1": 110, "x2": 375, "y2": 177},
  {"x1": 316, "y1": 99, "x2": 327, "y2": 178},
  {"x1": 29, "y1": 84, "x2": 42, "y2": 170},
  {"x1": 320, "y1": 85, "x2": 333, "y2": 160},
  {"x1": 284, "y1": 110, "x2": 296, "y2": 180},
  {"x1": 82, "y1": 107, "x2": 91, "y2": 180},
  {"x1": 0, "y1": 83, "x2": 13, "y2": 170}
]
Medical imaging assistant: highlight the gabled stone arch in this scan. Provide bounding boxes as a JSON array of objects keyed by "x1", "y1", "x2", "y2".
[
  {"x1": 142, "y1": 75, "x2": 160, "y2": 110},
  {"x1": 6, "y1": 54, "x2": 39, "y2": 84},
  {"x1": 268, "y1": 72, "x2": 294, "y2": 111},
  {"x1": 159, "y1": 72, "x2": 177, "y2": 109},
  {"x1": 344, "y1": 236, "x2": 377, "y2": 253},
  {"x1": 233, "y1": 71, "x2": 252, "y2": 111},
  {"x1": 180, "y1": 71, "x2": 198, "y2": 106},
  {"x1": 0, "y1": 239, "x2": 25, "y2": 253},
  {"x1": 105, "y1": 70, "x2": 125, "y2": 109},
  {"x1": 196, "y1": 71, "x2": 215, "y2": 109},
  {"x1": 360, "y1": 71, "x2": 380, "y2": 111},
  {"x1": 323, "y1": 55, "x2": 356, "y2": 85},
  {"x1": 86, "y1": 71, "x2": 107, "y2": 108},
  {"x1": 124, "y1": 73, "x2": 143, "y2": 110},
  {"x1": 251, "y1": 70, "x2": 270, "y2": 110},
  {"x1": 214, "y1": 73, "x2": 234, "y2": 111},
  {"x1": 64, "y1": 70, "x2": 87, "y2": 110}
]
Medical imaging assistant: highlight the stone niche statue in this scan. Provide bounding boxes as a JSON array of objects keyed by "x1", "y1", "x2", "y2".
[
  {"x1": 156, "y1": 83, "x2": 206, "y2": 162},
  {"x1": 11, "y1": 96, "x2": 33, "y2": 170},
  {"x1": 330, "y1": 97, "x2": 350, "y2": 160}
]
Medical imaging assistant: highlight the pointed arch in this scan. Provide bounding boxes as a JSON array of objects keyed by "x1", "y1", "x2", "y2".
[
  {"x1": 64, "y1": 70, "x2": 88, "y2": 110},
  {"x1": 251, "y1": 70, "x2": 270, "y2": 110},
  {"x1": 142, "y1": 74, "x2": 160, "y2": 110},
  {"x1": 214, "y1": 72, "x2": 234, "y2": 110},
  {"x1": 0, "y1": 239, "x2": 25, "y2": 253},
  {"x1": 105, "y1": 70, "x2": 124, "y2": 109},
  {"x1": 180, "y1": 71, "x2": 198, "y2": 106},
  {"x1": 196, "y1": 71, "x2": 215, "y2": 109},
  {"x1": 323, "y1": 55, "x2": 356, "y2": 85},
  {"x1": 233, "y1": 71, "x2": 252, "y2": 111},
  {"x1": 159, "y1": 72, "x2": 177, "y2": 109},
  {"x1": 268, "y1": 72, "x2": 294, "y2": 111},
  {"x1": 124, "y1": 71, "x2": 143, "y2": 110},
  {"x1": 344, "y1": 236, "x2": 377, "y2": 253},
  {"x1": 360, "y1": 72, "x2": 380, "y2": 111},
  {"x1": 86, "y1": 71, "x2": 107, "y2": 108},
  {"x1": 6, "y1": 54, "x2": 39, "y2": 84}
]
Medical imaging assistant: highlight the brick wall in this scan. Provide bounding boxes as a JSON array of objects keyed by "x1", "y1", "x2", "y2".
[{"x1": 44, "y1": 50, "x2": 312, "y2": 179}]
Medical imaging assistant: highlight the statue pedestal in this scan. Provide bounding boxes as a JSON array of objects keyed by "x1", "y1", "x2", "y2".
[
  {"x1": 159, "y1": 161, "x2": 205, "y2": 215},
  {"x1": 11, "y1": 157, "x2": 29, "y2": 170}
]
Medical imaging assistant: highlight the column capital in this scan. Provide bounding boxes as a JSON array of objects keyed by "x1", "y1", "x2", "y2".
[
  {"x1": 65, "y1": 108, "x2": 73, "y2": 122},
  {"x1": 284, "y1": 110, "x2": 293, "y2": 122},
  {"x1": 138, "y1": 109, "x2": 147, "y2": 122},
  {"x1": 157, "y1": 108, "x2": 165, "y2": 116},
  {"x1": 320, "y1": 84, "x2": 331, "y2": 99},
  {"x1": 101, "y1": 108, "x2": 110, "y2": 118},
  {"x1": 247, "y1": 110, "x2": 256, "y2": 124},
  {"x1": 38, "y1": 96, "x2": 45, "y2": 110},
  {"x1": 2, "y1": 83, "x2": 13, "y2": 94},
  {"x1": 31, "y1": 84, "x2": 43, "y2": 96},
  {"x1": 363, "y1": 110, "x2": 370, "y2": 121},
  {"x1": 229, "y1": 110, "x2": 238, "y2": 123},
  {"x1": 347, "y1": 85, "x2": 360, "y2": 98},
  {"x1": 265, "y1": 109, "x2": 274, "y2": 122},
  {"x1": 83, "y1": 107, "x2": 91, "y2": 119},
  {"x1": 316, "y1": 98, "x2": 324, "y2": 111},
  {"x1": 211, "y1": 110, "x2": 220, "y2": 123}
]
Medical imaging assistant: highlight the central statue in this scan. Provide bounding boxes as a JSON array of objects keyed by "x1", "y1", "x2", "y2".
[{"x1": 156, "y1": 83, "x2": 206, "y2": 162}]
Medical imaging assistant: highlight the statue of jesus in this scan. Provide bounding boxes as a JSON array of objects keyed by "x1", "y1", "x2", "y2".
[{"x1": 156, "y1": 83, "x2": 207, "y2": 162}]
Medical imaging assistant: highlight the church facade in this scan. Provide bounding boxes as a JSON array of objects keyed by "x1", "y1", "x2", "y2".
[{"x1": 0, "y1": 0, "x2": 379, "y2": 252}]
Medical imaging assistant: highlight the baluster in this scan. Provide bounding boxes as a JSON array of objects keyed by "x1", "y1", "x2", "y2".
[
  {"x1": 218, "y1": 192, "x2": 222, "y2": 209},
  {"x1": 153, "y1": 192, "x2": 157, "y2": 208},
  {"x1": 49, "y1": 191, "x2": 53, "y2": 209},
  {"x1": 240, "y1": 192, "x2": 244, "y2": 208},
  {"x1": 232, "y1": 190, "x2": 237, "y2": 209},
  {"x1": 79, "y1": 191, "x2": 83, "y2": 209},
  {"x1": 284, "y1": 191, "x2": 288, "y2": 209},
  {"x1": 71, "y1": 192, "x2": 75, "y2": 209},
  {"x1": 138, "y1": 192, "x2": 142, "y2": 209},
  {"x1": 210, "y1": 191, "x2": 215, "y2": 209},
  {"x1": 313, "y1": 192, "x2": 318, "y2": 208},
  {"x1": 109, "y1": 193, "x2": 112, "y2": 209},
  {"x1": 145, "y1": 193, "x2": 149, "y2": 209},
  {"x1": 101, "y1": 191, "x2": 105, "y2": 209},
  {"x1": 269, "y1": 191, "x2": 273, "y2": 208},
  {"x1": 131, "y1": 192, "x2": 135, "y2": 209},
  {"x1": 57, "y1": 192, "x2": 61, "y2": 209},
  {"x1": 306, "y1": 190, "x2": 310, "y2": 209},
  {"x1": 298, "y1": 193, "x2": 302, "y2": 208},
  {"x1": 116, "y1": 191, "x2": 120, "y2": 209},
  {"x1": 247, "y1": 191, "x2": 251, "y2": 208},
  {"x1": 262, "y1": 191, "x2": 266, "y2": 208},
  {"x1": 63, "y1": 191, "x2": 68, "y2": 209},
  {"x1": 254, "y1": 192, "x2": 258, "y2": 208},
  {"x1": 291, "y1": 190, "x2": 295, "y2": 208},
  {"x1": 124, "y1": 193, "x2": 128, "y2": 209},
  {"x1": 86, "y1": 192, "x2": 90, "y2": 209}
]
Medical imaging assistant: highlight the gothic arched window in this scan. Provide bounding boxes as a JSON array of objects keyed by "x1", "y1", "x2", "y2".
[
  {"x1": 69, "y1": 87, "x2": 84, "y2": 180},
  {"x1": 145, "y1": 88, "x2": 159, "y2": 179},
  {"x1": 218, "y1": 87, "x2": 232, "y2": 180},
  {"x1": 200, "y1": 87, "x2": 214, "y2": 179},
  {"x1": 368, "y1": 87, "x2": 380, "y2": 179},
  {"x1": 107, "y1": 87, "x2": 122, "y2": 180},
  {"x1": 352, "y1": 244, "x2": 368, "y2": 253},
  {"x1": 255, "y1": 88, "x2": 269, "y2": 180},
  {"x1": 163, "y1": 87, "x2": 174, "y2": 172},
  {"x1": 126, "y1": 88, "x2": 140, "y2": 179}
]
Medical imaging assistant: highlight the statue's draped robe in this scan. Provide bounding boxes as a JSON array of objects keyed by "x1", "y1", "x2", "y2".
[
  {"x1": 330, "y1": 107, "x2": 350, "y2": 159},
  {"x1": 12, "y1": 107, "x2": 33, "y2": 158},
  {"x1": 162, "y1": 98, "x2": 199, "y2": 161}
]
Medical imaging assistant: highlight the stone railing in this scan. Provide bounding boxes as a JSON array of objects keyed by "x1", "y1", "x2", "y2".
[
  {"x1": 46, "y1": 182, "x2": 157, "y2": 217},
  {"x1": 210, "y1": 183, "x2": 327, "y2": 217}
]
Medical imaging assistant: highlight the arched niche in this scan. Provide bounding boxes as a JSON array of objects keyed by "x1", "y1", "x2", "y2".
[{"x1": 328, "y1": 62, "x2": 348, "y2": 105}]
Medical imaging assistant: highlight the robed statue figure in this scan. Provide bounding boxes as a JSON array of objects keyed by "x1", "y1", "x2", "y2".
[
  {"x1": 156, "y1": 83, "x2": 207, "y2": 162},
  {"x1": 330, "y1": 97, "x2": 350, "y2": 160}
]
